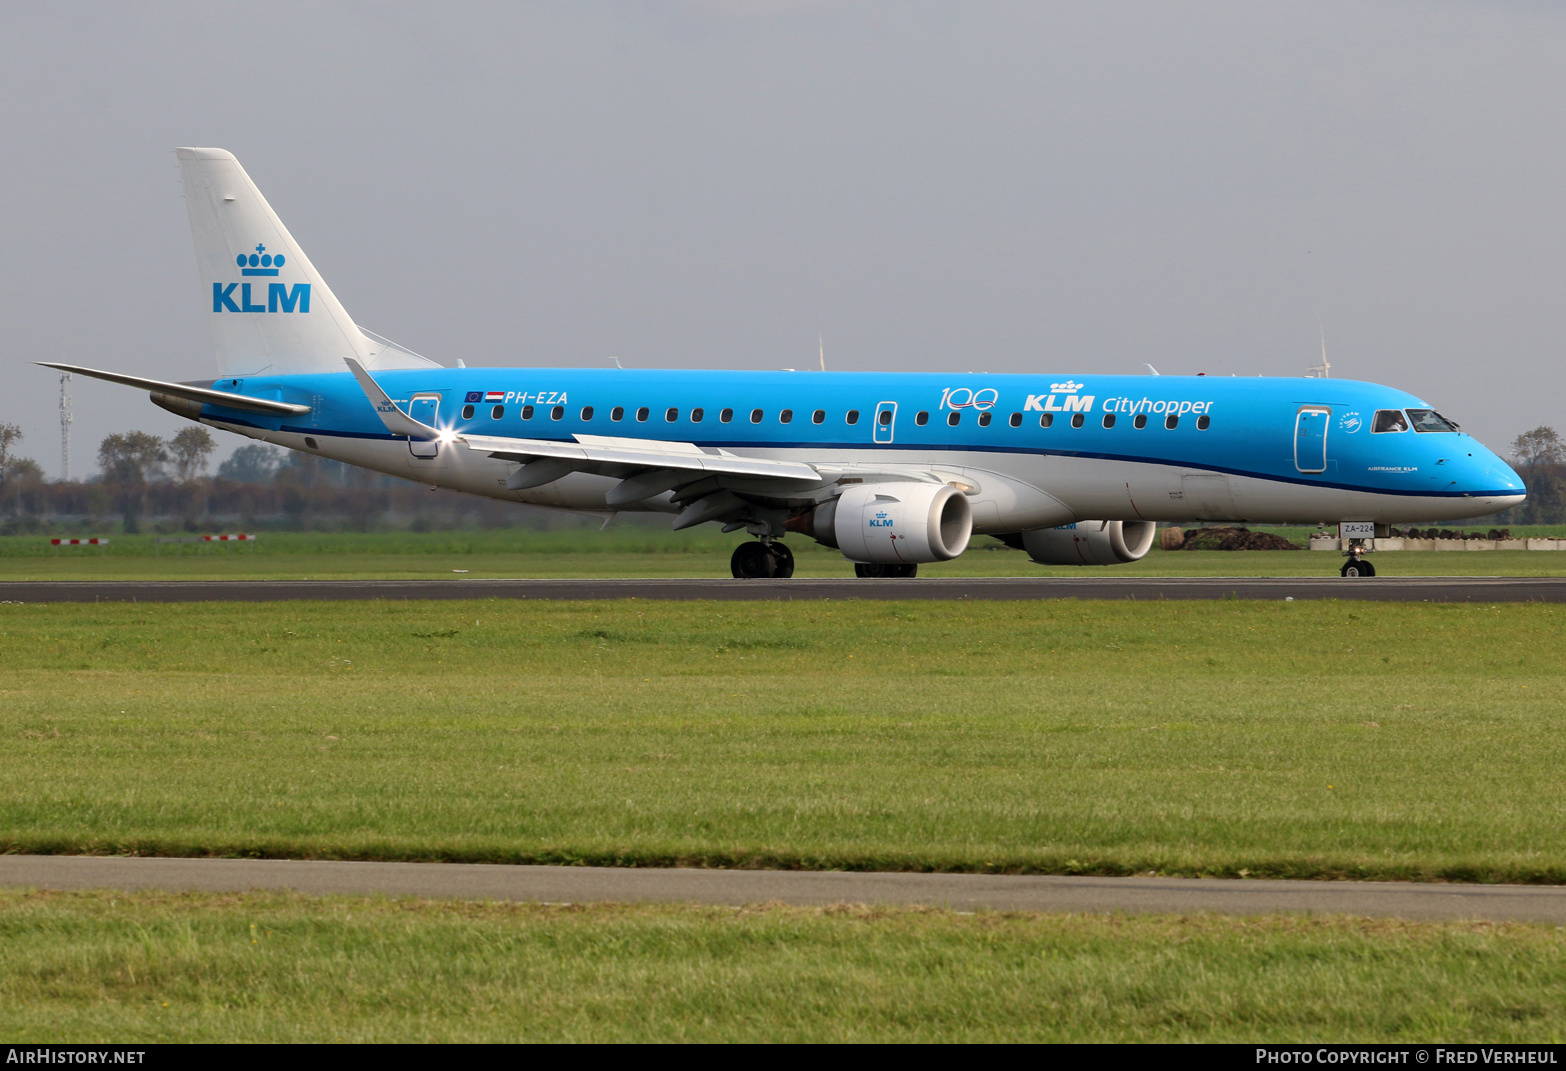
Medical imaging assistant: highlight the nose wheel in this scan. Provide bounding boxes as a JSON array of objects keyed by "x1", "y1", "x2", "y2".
[
  {"x1": 1341, "y1": 543, "x2": 1376, "y2": 577},
  {"x1": 730, "y1": 540, "x2": 794, "y2": 579}
]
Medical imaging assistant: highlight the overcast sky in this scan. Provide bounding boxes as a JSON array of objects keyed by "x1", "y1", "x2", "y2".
[{"x1": 3, "y1": 1, "x2": 1563, "y2": 476}]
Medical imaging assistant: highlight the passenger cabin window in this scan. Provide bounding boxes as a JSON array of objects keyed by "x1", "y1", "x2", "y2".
[
  {"x1": 1009, "y1": 412, "x2": 1022, "y2": 428},
  {"x1": 521, "y1": 405, "x2": 533, "y2": 420},
  {"x1": 750, "y1": 409, "x2": 764, "y2": 424},
  {"x1": 812, "y1": 410, "x2": 825, "y2": 424},
  {"x1": 878, "y1": 409, "x2": 893, "y2": 426},
  {"x1": 1196, "y1": 415, "x2": 1210, "y2": 430},
  {"x1": 1070, "y1": 413, "x2": 1084, "y2": 429},
  {"x1": 720, "y1": 408, "x2": 734, "y2": 423},
  {"x1": 1102, "y1": 414, "x2": 1115, "y2": 429},
  {"x1": 978, "y1": 412, "x2": 992, "y2": 427},
  {"x1": 1039, "y1": 413, "x2": 1054, "y2": 428},
  {"x1": 846, "y1": 410, "x2": 860, "y2": 425},
  {"x1": 915, "y1": 411, "x2": 929, "y2": 426},
  {"x1": 494, "y1": 405, "x2": 507, "y2": 420},
  {"x1": 611, "y1": 406, "x2": 625, "y2": 421},
  {"x1": 551, "y1": 406, "x2": 564, "y2": 420},
  {"x1": 779, "y1": 409, "x2": 793, "y2": 424},
  {"x1": 947, "y1": 412, "x2": 961, "y2": 427},
  {"x1": 580, "y1": 406, "x2": 594, "y2": 421},
  {"x1": 636, "y1": 407, "x2": 649, "y2": 422},
  {"x1": 666, "y1": 407, "x2": 679, "y2": 422},
  {"x1": 461, "y1": 404, "x2": 474, "y2": 419},
  {"x1": 1373, "y1": 409, "x2": 1410, "y2": 433},
  {"x1": 1165, "y1": 414, "x2": 1179, "y2": 430},
  {"x1": 1407, "y1": 409, "x2": 1459, "y2": 433},
  {"x1": 1133, "y1": 413, "x2": 1147, "y2": 429},
  {"x1": 691, "y1": 408, "x2": 704, "y2": 423}
]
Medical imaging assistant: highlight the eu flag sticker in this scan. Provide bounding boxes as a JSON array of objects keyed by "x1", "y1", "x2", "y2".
[{"x1": 464, "y1": 391, "x2": 482, "y2": 403}]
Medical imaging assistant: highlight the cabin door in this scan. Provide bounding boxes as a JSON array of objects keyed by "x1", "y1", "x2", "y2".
[
  {"x1": 408, "y1": 394, "x2": 441, "y2": 459},
  {"x1": 1294, "y1": 406, "x2": 1330, "y2": 474}
]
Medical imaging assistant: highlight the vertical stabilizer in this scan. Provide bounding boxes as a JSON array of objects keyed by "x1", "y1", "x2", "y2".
[{"x1": 177, "y1": 147, "x2": 393, "y2": 377}]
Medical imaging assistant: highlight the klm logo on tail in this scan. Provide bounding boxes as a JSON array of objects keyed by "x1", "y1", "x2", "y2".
[{"x1": 213, "y1": 243, "x2": 310, "y2": 314}]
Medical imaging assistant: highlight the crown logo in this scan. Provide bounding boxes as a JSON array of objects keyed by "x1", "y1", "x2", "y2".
[
  {"x1": 237, "y1": 243, "x2": 284, "y2": 277},
  {"x1": 1049, "y1": 380, "x2": 1082, "y2": 393}
]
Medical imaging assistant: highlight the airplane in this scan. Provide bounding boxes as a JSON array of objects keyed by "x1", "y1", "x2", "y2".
[{"x1": 43, "y1": 147, "x2": 1526, "y2": 579}]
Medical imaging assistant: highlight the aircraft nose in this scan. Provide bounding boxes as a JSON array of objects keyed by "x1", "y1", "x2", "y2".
[{"x1": 1466, "y1": 443, "x2": 1526, "y2": 498}]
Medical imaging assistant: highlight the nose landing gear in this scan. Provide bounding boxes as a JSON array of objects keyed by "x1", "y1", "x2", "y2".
[
  {"x1": 730, "y1": 540, "x2": 795, "y2": 579},
  {"x1": 1340, "y1": 542, "x2": 1376, "y2": 578}
]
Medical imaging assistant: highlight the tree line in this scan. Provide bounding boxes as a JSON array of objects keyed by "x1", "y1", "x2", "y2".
[
  {"x1": 0, "y1": 426, "x2": 559, "y2": 534},
  {"x1": 0, "y1": 422, "x2": 1563, "y2": 533}
]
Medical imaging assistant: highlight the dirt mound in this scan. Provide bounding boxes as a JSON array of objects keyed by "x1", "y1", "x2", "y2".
[{"x1": 1169, "y1": 526, "x2": 1302, "y2": 551}]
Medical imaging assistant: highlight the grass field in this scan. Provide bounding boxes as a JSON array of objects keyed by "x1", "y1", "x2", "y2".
[
  {"x1": 4, "y1": 598, "x2": 1563, "y2": 882},
  {"x1": 3, "y1": 890, "x2": 1562, "y2": 1042},
  {"x1": 4, "y1": 527, "x2": 1566, "y2": 579}
]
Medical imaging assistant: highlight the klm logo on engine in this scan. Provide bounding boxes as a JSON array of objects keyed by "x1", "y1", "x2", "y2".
[
  {"x1": 212, "y1": 243, "x2": 310, "y2": 314},
  {"x1": 869, "y1": 510, "x2": 894, "y2": 528}
]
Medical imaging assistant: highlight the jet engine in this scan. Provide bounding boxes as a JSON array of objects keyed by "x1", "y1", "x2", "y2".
[
  {"x1": 1020, "y1": 520, "x2": 1156, "y2": 566},
  {"x1": 792, "y1": 482, "x2": 973, "y2": 563}
]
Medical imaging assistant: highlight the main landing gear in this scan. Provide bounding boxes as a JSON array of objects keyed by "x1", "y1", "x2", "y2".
[
  {"x1": 1341, "y1": 543, "x2": 1376, "y2": 578},
  {"x1": 731, "y1": 540, "x2": 794, "y2": 579},
  {"x1": 854, "y1": 563, "x2": 917, "y2": 578}
]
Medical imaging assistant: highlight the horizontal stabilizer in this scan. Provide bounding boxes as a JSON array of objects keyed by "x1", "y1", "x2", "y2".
[{"x1": 36, "y1": 362, "x2": 311, "y2": 416}]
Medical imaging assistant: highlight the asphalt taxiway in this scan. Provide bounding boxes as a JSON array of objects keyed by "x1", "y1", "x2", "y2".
[
  {"x1": 1, "y1": 856, "x2": 1562, "y2": 922},
  {"x1": 2, "y1": 576, "x2": 1565, "y2": 602}
]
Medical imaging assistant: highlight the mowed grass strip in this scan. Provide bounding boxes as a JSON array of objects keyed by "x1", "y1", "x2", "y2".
[
  {"x1": 2, "y1": 889, "x2": 1562, "y2": 1043},
  {"x1": 2, "y1": 599, "x2": 1563, "y2": 880}
]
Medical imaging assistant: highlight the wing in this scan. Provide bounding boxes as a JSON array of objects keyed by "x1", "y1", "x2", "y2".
[{"x1": 463, "y1": 432, "x2": 826, "y2": 513}]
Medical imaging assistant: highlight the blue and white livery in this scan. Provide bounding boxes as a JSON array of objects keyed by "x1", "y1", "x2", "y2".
[{"x1": 46, "y1": 148, "x2": 1526, "y2": 578}]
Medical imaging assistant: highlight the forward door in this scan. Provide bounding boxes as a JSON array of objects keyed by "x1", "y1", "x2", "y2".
[{"x1": 1294, "y1": 406, "x2": 1330, "y2": 474}]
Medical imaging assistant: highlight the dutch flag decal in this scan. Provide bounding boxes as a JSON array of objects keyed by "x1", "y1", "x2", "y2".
[{"x1": 485, "y1": 391, "x2": 505, "y2": 403}]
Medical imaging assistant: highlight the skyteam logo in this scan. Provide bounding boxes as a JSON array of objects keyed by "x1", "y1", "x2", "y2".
[{"x1": 213, "y1": 243, "x2": 310, "y2": 314}]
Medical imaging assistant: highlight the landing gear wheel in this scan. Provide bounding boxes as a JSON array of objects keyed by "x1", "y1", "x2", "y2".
[
  {"x1": 1341, "y1": 559, "x2": 1376, "y2": 578},
  {"x1": 769, "y1": 541, "x2": 795, "y2": 579},
  {"x1": 854, "y1": 563, "x2": 918, "y2": 578},
  {"x1": 731, "y1": 541, "x2": 785, "y2": 579}
]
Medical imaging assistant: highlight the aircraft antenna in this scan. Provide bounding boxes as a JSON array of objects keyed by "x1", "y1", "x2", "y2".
[
  {"x1": 607, "y1": 356, "x2": 623, "y2": 369},
  {"x1": 1145, "y1": 363, "x2": 1160, "y2": 376},
  {"x1": 819, "y1": 333, "x2": 826, "y2": 372},
  {"x1": 58, "y1": 371, "x2": 72, "y2": 481}
]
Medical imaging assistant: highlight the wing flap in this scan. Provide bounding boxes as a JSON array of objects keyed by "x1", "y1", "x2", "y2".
[{"x1": 462, "y1": 433, "x2": 822, "y2": 483}]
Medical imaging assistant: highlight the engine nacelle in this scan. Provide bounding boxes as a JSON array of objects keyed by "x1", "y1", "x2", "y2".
[
  {"x1": 1021, "y1": 520, "x2": 1156, "y2": 566},
  {"x1": 800, "y1": 482, "x2": 973, "y2": 563}
]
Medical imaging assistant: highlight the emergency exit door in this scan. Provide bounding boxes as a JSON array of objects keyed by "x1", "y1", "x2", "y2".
[
  {"x1": 873, "y1": 401, "x2": 898, "y2": 444},
  {"x1": 1294, "y1": 406, "x2": 1330, "y2": 474}
]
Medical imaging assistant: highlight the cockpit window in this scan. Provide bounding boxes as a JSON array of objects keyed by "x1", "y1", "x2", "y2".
[
  {"x1": 1372, "y1": 409, "x2": 1409, "y2": 433},
  {"x1": 1406, "y1": 408, "x2": 1459, "y2": 433}
]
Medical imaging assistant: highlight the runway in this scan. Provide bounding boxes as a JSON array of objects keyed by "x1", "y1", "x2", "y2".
[
  {"x1": 2, "y1": 856, "x2": 1562, "y2": 922},
  {"x1": 2, "y1": 576, "x2": 1565, "y2": 602}
]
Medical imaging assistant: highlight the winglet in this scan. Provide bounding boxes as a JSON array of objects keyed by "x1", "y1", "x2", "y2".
[{"x1": 344, "y1": 356, "x2": 441, "y2": 439}]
